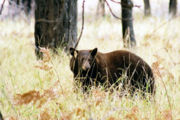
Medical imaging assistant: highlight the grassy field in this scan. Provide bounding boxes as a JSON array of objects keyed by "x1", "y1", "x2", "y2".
[{"x1": 0, "y1": 6, "x2": 180, "y2": 120}]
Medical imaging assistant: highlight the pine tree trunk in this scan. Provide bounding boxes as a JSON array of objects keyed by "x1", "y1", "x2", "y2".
[
  {"x1": 143, "y1": 0, "x2": 151, "y2": 16},
  {"x1": 34, "y1": 0, "x2": 77, "y2": 58},
  {"x1": 96, "y1": 0, "x2": 105, "y2": 17},
  {"x1": 121, "y1": 0, "x2": 136, "y2": 48},
  {"x1": 169, "y1": 0, "x2": 177, "y2": 17}
]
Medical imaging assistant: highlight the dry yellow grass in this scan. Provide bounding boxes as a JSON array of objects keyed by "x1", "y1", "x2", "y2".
[{"x1": 0, "y1": 9, "x2": 180, "y2": 120}]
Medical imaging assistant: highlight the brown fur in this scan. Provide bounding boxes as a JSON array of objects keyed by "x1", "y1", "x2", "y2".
[{"x1": 70, "y1": 48, "x2": 155, "y2": 96}]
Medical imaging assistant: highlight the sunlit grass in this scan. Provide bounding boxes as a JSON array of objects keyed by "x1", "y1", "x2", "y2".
[{"x1": 0, "y1": 13, "x2": 180, "y2": 120}]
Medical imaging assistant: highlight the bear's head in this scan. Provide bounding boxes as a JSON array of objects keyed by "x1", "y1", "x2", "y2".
[{"x1": 69, "y1": 48, "x2": 98, "y2": 73}]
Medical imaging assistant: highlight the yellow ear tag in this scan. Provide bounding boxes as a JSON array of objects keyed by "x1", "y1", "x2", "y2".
[{"x1": 74, "y1": 51, "x2": 78, "y2": 58}]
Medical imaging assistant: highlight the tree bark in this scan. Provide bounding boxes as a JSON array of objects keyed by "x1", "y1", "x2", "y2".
[
  {"x1": 143, "y1": 0, "x2": 151, "y2": 16},
  {"x1": 34, "y1": 0, "x2": 77, "y2": 58},
  {"x1": 121, "y1": 0, "x2": 136, "y2": 48},
  {"x1": 169, "y1": 0, "x2": 177, "y2": 17},
  {"x1": 96, "y1": 0, "x2": 105, "y2": 17}
]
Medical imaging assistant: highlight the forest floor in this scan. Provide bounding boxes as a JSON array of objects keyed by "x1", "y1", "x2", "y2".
[{"x1": 0, "y1": 3, "x2": 180, "y2": 120}]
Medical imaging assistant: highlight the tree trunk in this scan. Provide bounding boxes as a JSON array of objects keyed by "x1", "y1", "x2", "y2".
[
  {"x1": 143, "y1": 0, "x2": 151, "y2": 16},
  {"x1": 169, "y1": 0, "x2": 177, "y2": 17},
  {"x1": 22, "y1": 0, "x2": 32, "y2": 15},
  {"x1": 121, "y1": 0, "x2": 136, "y2": 48},
  {"x1": 34, "y1": 0, "x2": 77, "y2": 58},
  {"x1": 0, "y1": 111, "x2": 3, "y2": 120},
  {"x1": 96, "y1": 0, "x2": 105, "y2": 17}
]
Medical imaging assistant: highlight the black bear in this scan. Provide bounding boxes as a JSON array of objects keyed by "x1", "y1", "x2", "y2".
[{"x1": 69, "y1": 48, "x2": 155, "y2": 96}]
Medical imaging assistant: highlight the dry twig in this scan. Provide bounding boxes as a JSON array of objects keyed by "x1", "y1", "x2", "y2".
[{"x1": 74, "y1": 0, "x2": 85, "y2": 49}]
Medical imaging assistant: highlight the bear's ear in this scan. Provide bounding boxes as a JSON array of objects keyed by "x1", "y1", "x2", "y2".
[
  {"x1": 70, "y1": 47, "x2": 78, "y2": 58},
  {"x1": 91, "y1": 48, "x2": 98, "y2": 57}
]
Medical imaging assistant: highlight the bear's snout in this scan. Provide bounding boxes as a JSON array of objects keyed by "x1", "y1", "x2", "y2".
[{"x1": 82, "y1": 61, "x2": 91, "y2": 71}]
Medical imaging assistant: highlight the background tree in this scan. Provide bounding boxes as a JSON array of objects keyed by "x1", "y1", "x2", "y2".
[
  {"x1": 96, "y1": 0, "x2": 105, "y2": 17},
  {"x1": 121, "y1": 0, "x2": 136, "y2": 48},
  {"x1": 169, "y1": 0, "x2": 177, "y2": 17},
  {"x1": 9, "y1": 0, "x2": 33, "y2": 15},
  {"x1": 0, "y1": 111, "x2": 3, "y2": 120},
  {"x1": 22, "y1": 0, "x2": 32, "y2": 15},
  {"x1": 143, "y1": 0, "x2": 151, "y2": 16},
  {"x1": 34, "y1": 0, "x2": 77, "y2": 58}
]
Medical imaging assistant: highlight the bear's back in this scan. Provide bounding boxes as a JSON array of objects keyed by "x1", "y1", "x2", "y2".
[
  {"x1": 95, "y1": 50, "x2": 154, "y2": 84},
  {"x1": 97, "y1": 50, "x2": 149, "y2": 70}
]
